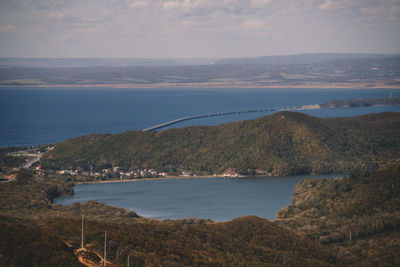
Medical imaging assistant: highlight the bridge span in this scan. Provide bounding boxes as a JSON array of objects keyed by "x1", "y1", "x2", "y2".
[{"x1": 143, "y1": 104, "x2": 319, "y2": 132}]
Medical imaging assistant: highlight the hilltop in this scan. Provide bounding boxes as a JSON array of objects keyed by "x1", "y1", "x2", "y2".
[{"x1": 41, "y1": 111, "x2": 400, "y2": 176}]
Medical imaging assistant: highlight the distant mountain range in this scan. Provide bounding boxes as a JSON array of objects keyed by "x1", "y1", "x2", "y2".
[
  {"x1": 1, "y1": 53, "x2": 398, "y2": 68},
  {"x1": 1, "y1": 53, "x2": 399, "y2": 88},
  {"x1": 215, "y1": 53, "x2": 400, "y2": 65},
  {"x1": 0, "y1": 57, "x2": 217, "y2": 68}
]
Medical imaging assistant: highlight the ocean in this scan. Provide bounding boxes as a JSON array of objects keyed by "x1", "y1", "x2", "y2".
[{"x1": 1, "y1": 87, "x2": 399, "y2": 147}]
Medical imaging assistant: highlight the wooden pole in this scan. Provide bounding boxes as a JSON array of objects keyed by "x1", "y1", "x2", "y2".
[
  {"x1": 81, "y1": 214, "x2": 84, "y2": 249},
  {"x1": 104, "y1": 230, "x2": 107, "y2": 266}
]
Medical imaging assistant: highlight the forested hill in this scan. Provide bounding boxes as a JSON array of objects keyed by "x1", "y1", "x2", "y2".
[
  {"x1": 41, "y1": 112, "x2": 400, "y2": 176},
  {"x1": 276, "y1": 165, "x2": 400, "y2": 266},
  {"x1": 319, "y1": 97, "x2": 400, "y2": 108}
]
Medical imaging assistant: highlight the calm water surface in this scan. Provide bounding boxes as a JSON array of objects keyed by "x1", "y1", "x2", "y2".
[
  {"x1": 54, "y1": 175, "x2": 337, "y2": 221},
  {"x1": 1, "y1": 87, "x2": 399, "y2": 147},
  {"x1": 3, "y1": 88, "x2": 384, "y2": 220}
]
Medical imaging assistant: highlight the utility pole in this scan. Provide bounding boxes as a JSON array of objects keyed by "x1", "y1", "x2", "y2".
[
  {"x1": 104, "y1": 230, "x2": 107, "y2": 267},
  {"x1": 81, "y1": 214, "x2": 84, "y2": 249},
  {"x1": 127, "y1": 255, "x2": 129, "y2": 267},
  {"x1": 349, "y1": 228, "x2": 352, "y2": 243}
]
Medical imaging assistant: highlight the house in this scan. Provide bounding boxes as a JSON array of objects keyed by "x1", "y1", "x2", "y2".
[{"x1": 222, "y1": 168, "x2": 239, "y2": 178}]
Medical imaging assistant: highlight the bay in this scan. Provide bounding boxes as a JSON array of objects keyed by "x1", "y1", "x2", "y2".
[
  {"x1": 1, "y1": 87, "x2": 399, "y2": 147},
  {"x1": 54, "y1": 175, "x2": 337, "y2": 221}
]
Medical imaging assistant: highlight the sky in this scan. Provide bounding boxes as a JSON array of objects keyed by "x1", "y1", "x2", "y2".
[{"x1": 0, "y1": 0, "x2": 399, "y2": 58}]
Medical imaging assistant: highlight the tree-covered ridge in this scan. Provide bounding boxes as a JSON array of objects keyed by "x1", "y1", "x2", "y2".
[
  {"x1": 41, "y1": 112, "x2": 400, "y2": 176},
  {"x1": 0, "y1": 170, "x2": 139, "y2": 221},
  {"x1": 0, "y1": 215, "x2": 344, "y2": 267},
  {"x1": 276, "y1": 165, "x2": 400, "y2": 266},
  {"x1": 1, "y1": 166, "x2": 399, "y2": 265}
]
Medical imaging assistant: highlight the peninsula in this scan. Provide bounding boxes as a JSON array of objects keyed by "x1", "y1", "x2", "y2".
[
  {"x1": 143, "y1": 97, "x2": 400, "y2": 132},
  {"x1": 41, "y1": 111, "x2": 400, "y2": 178}
]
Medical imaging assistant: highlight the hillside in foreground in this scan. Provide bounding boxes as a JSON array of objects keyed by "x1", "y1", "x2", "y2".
[
  {"x1": 0, "y1": 164, "x2": 399, "y2": 266},
  {"x1": 276, "y1": 165, "x2": 400, "y2": 266},
  {"x1": 0, "y1": 170, "x2": 343, "y2": 266},
  {"x1": 0, "y1": 215, "x2": 344, "y2": 266},
  {"x1": 41, "y1": 111, "x2": 400, "y2": 176}
]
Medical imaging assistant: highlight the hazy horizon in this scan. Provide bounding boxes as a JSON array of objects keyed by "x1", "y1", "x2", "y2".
[
  {"x1": 1, "y1": 52, "x2": 400, "y2": 60},
  {"x1": 1, "y1": 0, "x2": 399, "y2": 58}
]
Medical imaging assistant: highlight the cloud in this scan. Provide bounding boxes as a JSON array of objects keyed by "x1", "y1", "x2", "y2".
[
  {"x1": 250, "y1": 0, "x2": 272, "y2": 9},
  {"x1": 0, "y1": 25, "x2": 16, "y2": 32},
  {"x1": 0, "y1": 0, "x2": 399, "y2": 57},
  {"x1": 0, "y1": 0, "x2": 75, "y2": 10},
  {"x1": 319, "y1": 0, "x2": 332, "y2": 10},
  {"x1": 389, "y1": 4, "x2": 400, "y2": 21},
  {"x1": 130, "y1": 1, "x2": 148, "y2": 9},
  {"x1": 242, "y1": 19, "x2": 267, "y2": 31},
  {"x1": 129, "y1": 0, "x2": 273, "y2": 17},
  {"x1": 47, "y1": 11, "x2": 66, "y2": 19},
  {"x1": 73, "y1": 27, "x2": 102, "y2": 33},
  {"x1": 316, "y1": 0, "x2": 400, "y2": 22}
]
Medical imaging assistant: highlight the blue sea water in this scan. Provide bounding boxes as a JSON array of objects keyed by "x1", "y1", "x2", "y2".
[
  {"x1": 1, "y1": 87, "x2": 399, "y2": 147},
  {"x1": 8, "y1": 87, "x2": 395, "y2": 221}
]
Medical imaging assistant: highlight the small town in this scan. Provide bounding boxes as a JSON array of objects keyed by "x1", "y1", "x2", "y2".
[{"x1": 1, "y1": 146, "x2": 278, "y2": 182}]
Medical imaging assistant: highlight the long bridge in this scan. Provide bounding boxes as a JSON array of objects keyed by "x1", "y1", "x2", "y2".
[{"x1": 143, "y1": 104, "x2": 319, "y2": 132}]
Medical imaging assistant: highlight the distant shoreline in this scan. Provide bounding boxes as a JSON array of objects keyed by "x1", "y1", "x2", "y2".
[
  {"x1": 75, "y1": 175, "x2": 223, "y2": 185},
  {"x1": 1, "y1": 82, "x2": 400, "y2": 90},
  {"x1": 74, "y1": 173, "x2": 342, "y2": 185}
]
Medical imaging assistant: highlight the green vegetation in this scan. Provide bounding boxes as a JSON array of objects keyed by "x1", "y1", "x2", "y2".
[
  {"x1": 0, "y1": 216, "x2": 82, "y2": 267},
  {"x1": 41, "y1": 111, "x2": 400, "y2": 176},
  {"x1": 0, "y1": 215, "x2": 344, "y2": 267},
  {"x1": 319, "y1": 97, "x2": 400, "y2": 108},
  {"x1": 276, "y1": 165, "x2": 400, "y2": 266},
  {"x1": 0, "y1": 145, "x2": 52, "y2": 172},
  {"x1": 0, "y1": 170, "x2": 344, "y2": 266},
  {"x1": 2, "y1": 110, "x2": 400, "y2": 265},
  {"x1": 0, "y1": 170, "x2": 138, "y2": 221},
  {"x1": 0, "y1": 147, "x2": 28, "y2": 172},
  {"x1": 1, "y1": 164, "x2": 399, "y2": 265}
]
